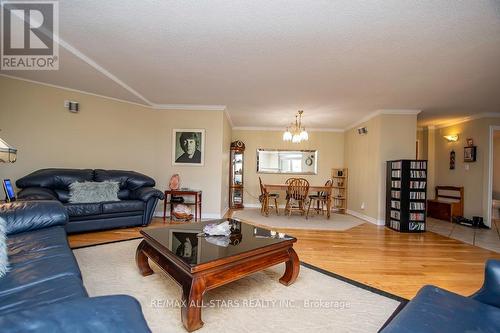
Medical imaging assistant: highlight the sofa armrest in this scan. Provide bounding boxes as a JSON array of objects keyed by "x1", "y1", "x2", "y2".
[
  {"x1": 0, "y1": 295, "x2": 151, "y2": 333},
  {"x1": 17, "y1": 187, "x2": 58, "y2": 201},
  {"x1": 470, "y1": 259, "x2": 500, "y2": 308},
  {"x1": 0, "y1": 201, "x2": 68, "y2": 236},
  {"x1": 130, "y1": 187, "x2": 165, "y2": 202}
]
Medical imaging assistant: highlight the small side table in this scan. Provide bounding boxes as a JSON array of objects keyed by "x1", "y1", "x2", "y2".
[{"x1": 163, "y1": 189, "x2": 202, "y2": 222}]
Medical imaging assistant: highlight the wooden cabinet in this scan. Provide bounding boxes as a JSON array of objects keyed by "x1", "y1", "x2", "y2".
[
  {"x1": 229, "y1": 141, "x2": 245, "y2": 209},
  {"x1": 331, "y1": 168, "x2": 348, "y2": 213}
]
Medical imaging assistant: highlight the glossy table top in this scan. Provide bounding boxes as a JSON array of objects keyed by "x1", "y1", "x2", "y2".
[{"x1": 142, "y1": 218, "x2": 295, "y2": 266}]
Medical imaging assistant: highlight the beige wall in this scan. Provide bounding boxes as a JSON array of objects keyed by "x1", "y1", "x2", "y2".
[
  {"x1": 494, "y1": 134, "x2": 500, "y2": 200},
  {"x1": 344, "y1": 116, "x2": 381, "y2": 220},
  {"x1": 436, "y1": 118, "x2": 500, "y2": 224},
  {"x1": 345, "y1": 114, "x2": 417, "y2": 222},
  {"x1": 231, "y1": 130, "x2": 344, "y2": 206},
  {"x1": 220, "y1": 113, "x2": 232, "y2": 213},
  {"x1": 0, "y1": 76, "x2": 229, "y2": 217}
]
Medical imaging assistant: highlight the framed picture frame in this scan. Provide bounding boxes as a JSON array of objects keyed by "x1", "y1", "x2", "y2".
[
  {"x1": 464, "y1": 146, "x2": 477, "y2": 162},
  {"x1": 168, "y1": 230, "x2": 201, "y2": 265},
  {"x1": 172, "y1": 129, "x2": 205, "y2": 166},
  {"x1": 466, "y1": 138, "x2": 474, "y2": 147}
]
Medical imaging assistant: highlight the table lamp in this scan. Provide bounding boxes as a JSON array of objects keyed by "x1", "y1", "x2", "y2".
[{"x1": 0, "y1": 137, "x2": 17, "y2": 163}]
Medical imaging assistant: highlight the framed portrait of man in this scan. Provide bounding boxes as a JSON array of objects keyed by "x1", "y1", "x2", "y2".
[{"x1": 172, "y1": 129, "x2": 205, "y2": 166}]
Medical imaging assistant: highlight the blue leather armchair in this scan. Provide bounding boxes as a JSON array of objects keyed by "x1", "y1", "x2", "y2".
[
  {"x1": 381, "y1": 259, "x2": 500, "y2": 333},
  {"x1": 0, "y1": 201, "x2": 151, "y2": 332}
]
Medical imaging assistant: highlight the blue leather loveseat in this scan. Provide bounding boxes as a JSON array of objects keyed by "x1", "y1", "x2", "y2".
[
  {"x1": 0, "y1": 201, "x2": 151, "y2": 332},
  {"x1": 381, "y1": 259, "x2": 500, "y2": 333}
]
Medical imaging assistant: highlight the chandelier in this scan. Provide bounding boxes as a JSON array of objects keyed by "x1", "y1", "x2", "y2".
[{"x1": 283, "y1": 110, "x2": 309, "y2": 143}]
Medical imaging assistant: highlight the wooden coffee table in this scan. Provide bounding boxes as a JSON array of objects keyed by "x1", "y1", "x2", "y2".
[{"x1": 136, "y1": 219, "x2": 299, "y2": 332}]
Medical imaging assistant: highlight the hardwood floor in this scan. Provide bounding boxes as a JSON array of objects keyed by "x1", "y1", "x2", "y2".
[{"x1": 68, "y1": 214, "x2": 500, "y2": 300}]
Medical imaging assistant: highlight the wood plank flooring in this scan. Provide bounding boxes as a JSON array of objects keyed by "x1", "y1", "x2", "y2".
[{"x1": 68, "y1": 214, "x2": 500, "y2": 300}]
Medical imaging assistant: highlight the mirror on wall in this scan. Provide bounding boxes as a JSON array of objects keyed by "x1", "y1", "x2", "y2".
[{"x1": 256, "y1": 149, "x2": 318, "y2": 175}]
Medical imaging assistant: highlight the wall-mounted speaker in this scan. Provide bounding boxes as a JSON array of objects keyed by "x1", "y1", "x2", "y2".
[
  {"x1": 357, "y1": 127, "x2": 368, "y2": 135},
  {"x1": 64, "y1": 100, "x2": 79, "y2": 113}
]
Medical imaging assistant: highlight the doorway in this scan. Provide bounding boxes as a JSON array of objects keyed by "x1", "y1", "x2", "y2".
[{"x1": 487, "y1": 126, "x2": 500, "y2": 228}]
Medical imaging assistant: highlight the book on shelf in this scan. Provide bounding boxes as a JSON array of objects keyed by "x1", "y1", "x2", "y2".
[
  {"x1": 410, "y1": 191, "x2": 426, "y2": 200},
  {"x1": 391, "y1": 190, "x2": 400, "y2": 199},
  {"x1": 391, "y1": 180, "x2": 401, "y2": 188},
  {"x1": 391, "y1": 161, "x2": 402, "y2": 169},
  {"x1": 391, "y1": 200, "x2": 401, "y2": 209},
  {"x1": 410, "y1": 170, "x2": 426, "y2": 178},
  {"x1": 409, "y1": 181, "x2": 426, "y2": 189},
  {"x1": 410, "y1": 161, "x2": 427, "y2": 169},
  {"x1": 409, "y1": 202, "x2": 425, "y2": 210}
]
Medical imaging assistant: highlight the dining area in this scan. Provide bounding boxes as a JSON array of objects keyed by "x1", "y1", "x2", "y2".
[{"x1": 259, "y1": 177, "x2": 335, "y2": 219}]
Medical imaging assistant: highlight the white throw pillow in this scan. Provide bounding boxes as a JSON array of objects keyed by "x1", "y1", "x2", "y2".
[{"x1": 0, "y1": 216, "x2": 8, "y2": 278}]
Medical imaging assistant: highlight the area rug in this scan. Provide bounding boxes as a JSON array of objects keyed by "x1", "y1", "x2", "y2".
[
  {"x1": 232, "y1": 208, "x2": 365, "y2": 231},
  {"x1": 74, "y1": 239, "x2": 401, "y2": 333}
]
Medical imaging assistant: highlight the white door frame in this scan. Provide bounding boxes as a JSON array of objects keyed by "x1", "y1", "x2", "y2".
[{"x1": 487, "y1": 125, "x2": 500, "y2": 227}]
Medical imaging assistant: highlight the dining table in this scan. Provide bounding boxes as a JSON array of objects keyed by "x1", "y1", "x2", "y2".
[{"x1": 263, "y1": 183, "x2": 333, "y2": 219}]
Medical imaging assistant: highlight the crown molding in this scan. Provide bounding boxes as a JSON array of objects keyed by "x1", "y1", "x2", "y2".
[
  {"x1": 345, "y1": 109, "x2": 421, "y2": 131},
  {"x1": 224, "y1": 109, "x2": 234, "y2": 127},
  {"x1": 232, "y1": 126, "x2": 344, "y2": 132},
  {"x1": 0, "y1": 75, "x2": 231, "y2": 113},
  {"x1": 152, "y1": 104, "x2": 226, "y2": 111},
  {"x1": 57, "y1": 38, "x2": 155, "y2": 106},
  {"x1": 435, "y1": 112, "x2": 500, "y2": 129},
  {"x1": 0, "y1": 74, "x2": 151, "y2": 108}
]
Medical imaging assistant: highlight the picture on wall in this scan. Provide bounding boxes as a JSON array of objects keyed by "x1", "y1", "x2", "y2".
[
  {"x1": 464, "y1": 146, "x2": 477, "y2": 162},
  {"x1": 172, "y1": 129, "x2": 205, "y2": 166}
]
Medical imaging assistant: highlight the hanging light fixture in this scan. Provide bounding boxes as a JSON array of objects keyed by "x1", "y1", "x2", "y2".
[{"x1": 283, "y1": 110, "x2": 309, "y2": 143}]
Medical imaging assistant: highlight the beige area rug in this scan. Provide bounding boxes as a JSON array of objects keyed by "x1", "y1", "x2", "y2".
[
  {"x1": 233, "y1": 208, "x2": 365, "y2": 231},
  {"x1": 74, "y1": 239, "x2": 400, "y2": 333}
]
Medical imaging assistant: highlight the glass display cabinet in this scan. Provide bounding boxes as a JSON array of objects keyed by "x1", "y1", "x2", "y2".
[{"x1": 229, "y1": 140, "x2": 245, "y2": 209}]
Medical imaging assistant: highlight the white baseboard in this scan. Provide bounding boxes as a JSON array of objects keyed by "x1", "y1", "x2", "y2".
[{"x1": 346, "y1": 209, "x2": 385, "y2": 226}]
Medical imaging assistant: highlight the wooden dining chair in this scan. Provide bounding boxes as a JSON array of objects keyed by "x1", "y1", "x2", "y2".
[
  {"x1": 259, "y1": 177, "x2": 279, "y2": 216},
  {"x1": 306, "y1": 179, "x2": 333, "y2": 219},
  {"x1": 284, "y1": 178, "x2": 310, "y2": 216}
]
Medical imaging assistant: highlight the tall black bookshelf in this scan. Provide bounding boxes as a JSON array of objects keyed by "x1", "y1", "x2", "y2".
[{"x1": 386, "y1": 160, "x2": 427, "y2": 233}]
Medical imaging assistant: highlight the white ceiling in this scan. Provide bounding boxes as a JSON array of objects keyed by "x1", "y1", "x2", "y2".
[{"x1": 2, "y1": 0, "x2": 500, "y2": 129}]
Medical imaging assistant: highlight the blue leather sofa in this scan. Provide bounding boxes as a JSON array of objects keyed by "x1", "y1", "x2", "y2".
[
  {"x1": 15, "y1": 168, "x2": 164, "y2": 234},
  {"x1": 0, "y1": 201, "x2": 151, "y2": 332},
  {"x1": 381, "y1": 259, "x2": 500, "y2": 333}
]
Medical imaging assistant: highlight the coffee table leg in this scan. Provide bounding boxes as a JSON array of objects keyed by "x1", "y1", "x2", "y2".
[
  {"x1": 135, "y1": 240, "x2": 154, "y2": 276},
  {"x1": 279, "y1": 248, "x2": 300, "y2": 286},
  {"x1": 181, "y1": 277, "x2": 206, "y2": 332}
]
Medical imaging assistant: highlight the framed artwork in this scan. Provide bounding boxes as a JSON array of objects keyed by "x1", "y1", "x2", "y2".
[
  {"x1": 168, "y1": 230, "x2": 201, "y2": 265},
  {"x1": 172, "y1": 129, "x2": 205, "y2": 166},
  {"x1": 466, "y1": 138, "x2": 474, "y2": 147},
  {"x1": 464, "y1": 146, "x2": 477, "y2": 162},
  {"x1": 449, "y1": 150, "x2": 455, "y2": 170}
]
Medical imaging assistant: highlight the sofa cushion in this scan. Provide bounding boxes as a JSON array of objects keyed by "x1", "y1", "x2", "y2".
[
  {"x1": 102, "y1": 200, "x2": 144, "y2": 214},
  {"x1": 64, "y1": 203, "x2": 102, "y2": 217},
  {"x1": 94, "y1": 169, "x2": 155, "y2": 191},
  {"x1": 69, "y1": 181, "x2": 120, "y2": 203},
  {"x1": 1, "y1": 227, "x2": 81, "y2": 296},
  {"x1": 54, "y1": 189, "x2": 70, "y2": 203},
  {"x1": 16, "y1": 169, "x2": 94, "y2": 190},
  {"x1": 382, "y1": 285, "x2": 500, "y2": 333},
  {"x1": 0, "y1": 275, "x2": 87, "y2": 315},
  {"x1": 0, "y1": 217, "x2": 7, "y2": 278}
]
